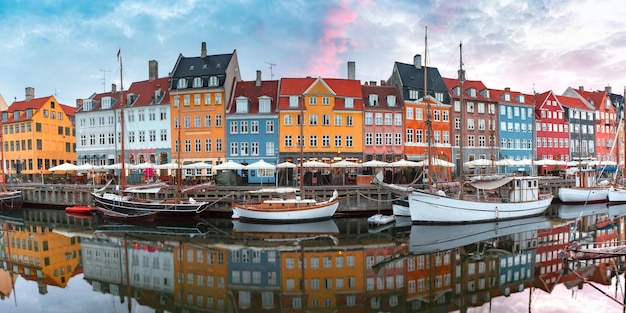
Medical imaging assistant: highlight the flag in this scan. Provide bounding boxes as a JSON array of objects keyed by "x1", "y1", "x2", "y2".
[{"x1": 117, "y1": 48, "x2": 121, "y2": 61}]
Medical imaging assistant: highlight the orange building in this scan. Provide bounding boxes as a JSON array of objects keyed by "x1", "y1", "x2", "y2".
[
  {"x1": 169, "y1": 42, "x2": 241, "y2": 166},
  {"x1": 3, "y1": 88, "x2": 75, "y2": 181},
  {"x1": 278, "y1": 77, "x2": 364, "y2": 163}
]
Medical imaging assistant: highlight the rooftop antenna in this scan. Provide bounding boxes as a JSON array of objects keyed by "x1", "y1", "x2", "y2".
[
  {"x1": 265, "y1": 62, "x2": 276, "y2": 79},
  {"x1": 100, "y1": 68, "x2": 111, "y2": 92}
]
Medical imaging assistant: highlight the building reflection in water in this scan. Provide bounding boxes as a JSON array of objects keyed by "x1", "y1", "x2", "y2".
[{"x1": 0, "y1": 204, "x2": 624, "y2": 312}]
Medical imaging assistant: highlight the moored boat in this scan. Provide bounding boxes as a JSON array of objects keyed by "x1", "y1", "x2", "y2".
[
  {"x1": 367, "y1": 213, "x2": 396, "y2": 226},
  {"x1": 558, "y1": 186, "x2": 608, "y2": 204},
  {"x1": 65, "y1": 205, "x2": 93, "y2": 214},
  {"x1": 232, "y1": 190, "x2": 339, "y2": 223}
]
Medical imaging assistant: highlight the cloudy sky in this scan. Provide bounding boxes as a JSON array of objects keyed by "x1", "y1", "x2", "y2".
[{"x1": 1, "y1": 0, "x2": 626, "y2": 107}]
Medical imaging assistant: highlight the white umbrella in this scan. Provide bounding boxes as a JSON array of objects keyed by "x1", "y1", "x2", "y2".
[
  {"x1": 417, "y1": 158, "x2": 455, "y2": 168},
  {"x1": 390, "y1": 159, "x2": 421, "y2": 168},
  {"x1": 330, "y1": 159, "x2": 362, "y2": 168},
  {"x1": 535, "y1": 159, "x2": 558, "y2": 166},
  {"x1": 183, "y1": 161, "x2": 212, "y2": 169},
  {"x1": 75, "y1": 163, "x2": 105, "y2": 171},
  {"x1": 132, "y1": 162, "x2": 156, "y2": 169},
  {"x1": 244, "y1": 159, "x2": 276, "y2": 170},
  {"x1": 301, "y1": 160, "x2": 331, "y2": 168},
  {"x1": 361, "y1": 160, "x2": 389, "y2": 167},
  {"x1": 102, "y1": 163, "x2": 133, "y2": 170},
  {"x1": 48, "y1": 163, "x2": 78, "y2": 172},
  {"x1": 155, "y1": 162, "x2": 180, "y2": 170},
  {"x1": 464, "y1": 159, "x2": 492, "y2": 167},
  {"x1": 516, "y1": 159, "x2": 532, "y2": 166},
  {"x1": 495, "y1": 159, "x2": 517, "y2": 166},
  {"x1": 214, "y1": 160, "x2": 245, "y2": 170},
  {"x1": 276, "y1": 161, "x2": 297, "y2": 169}
]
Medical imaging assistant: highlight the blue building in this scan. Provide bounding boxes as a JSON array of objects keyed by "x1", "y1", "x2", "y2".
[
  {"x1": 225, "y1": 71, "x2": 279, "y2": 184},
  {"x1": 228, "y1": 246, "x2": 282, "y2": 310},
  {"x1": 492, "y1": 88, "x2": 535, "y2": 173}
]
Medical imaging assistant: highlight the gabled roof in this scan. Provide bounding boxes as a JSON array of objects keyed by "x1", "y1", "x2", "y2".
[
  {"x1": 170, "y1": 52, "x2": 234, "y2": 89},
  {"x1": 6, "y1": 95, "x2": 75, "y2": 123},
  {"x1": 569, "y1": 87, "x2": 608, "y2": 110},
  {"x1": 361, "y1": 85, "x2": 402, "y2": 110},
  {"x1": 488, "y1": 88, "x2": 534, "y2": 106},
  {"x1": 393, "y1": 62, "x2": 448, "y2": 92},
  {"x1": 277, "y1": 77, "x2": 363, "y2": 110},
  {"x1": 126, "y1": 77, "x2": 170, "y2": 107},
  {"x1": 228, "y1": 80, "x2": 279, "y2": 114},
  {"x1": 442, "y1": 77, "x2": 492, "y2": 102},
  {"x1": 556, "y1": 94, "x2": 591, "y2": 111}
]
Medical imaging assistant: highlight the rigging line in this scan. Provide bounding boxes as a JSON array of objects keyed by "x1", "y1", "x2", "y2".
[{"x1": 563, "y1": 263, "x2": 626, "y2": 307}]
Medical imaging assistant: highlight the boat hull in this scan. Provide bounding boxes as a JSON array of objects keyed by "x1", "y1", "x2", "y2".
[
  {"x1": 558, "y1": 187, "x2": 608, "y2": 204},
  {"x1": 0, "y1": 191, "x2": 23, "y2": 210},
  {"x1": 93, "y1": 206, "x2": 157, "y2": 222},
  {"x1": 608, "y1": 186, "x2": 626, "y2": 203},
  {"x1": 408, "y1": 191, "x2": 553, "y2": 224},
  {"x1": 392, "y1": 198, "x2": 410, "y2": 216},
  {"x1": 92, "y1": 192, "x2": 209, "y2": 216},
  {"x1": 232, "y1": 200, "x2": 339, "y2": 222}
]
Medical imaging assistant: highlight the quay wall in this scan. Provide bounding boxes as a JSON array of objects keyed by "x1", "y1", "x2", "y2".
[{"x1": 15, "y1": 177, "x2": 575, "y2": 215}]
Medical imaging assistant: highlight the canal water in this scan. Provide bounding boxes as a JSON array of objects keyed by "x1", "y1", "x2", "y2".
[{"x1": 0, "y1": 204, "x2": 625, "y2": 313}]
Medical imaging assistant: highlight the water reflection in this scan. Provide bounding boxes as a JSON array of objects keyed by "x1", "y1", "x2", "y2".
[{"x1": 0, "y1": 204, "x2": 625, "y2": 312}]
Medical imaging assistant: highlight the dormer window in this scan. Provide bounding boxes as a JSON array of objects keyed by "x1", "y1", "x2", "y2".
[
  {"x1": 102, "y1": 97, "x2": 112, "y2": 109},
  {"x1": 345, "y1": 97, "x2": 354, "y2": 108},
  {"x1": 480, "y1": 89, "x2": 490, "y2": 98},
  {"x1": 236, "y1": 97, "x2": 249, "y2": 113},
  {"x1": 26, "y1": 109, "x2": 33, "y2": 118},
  {"x1": 387, "y1": 95, "x2": 396, "y2": 107},
  {"x1": 368, "y1": 94, "x2": 379, "y2": 106},
  {"x1": 177, "y1": 78, "x2": 187, "y2": 89},
  {"x1": 2, "y1": 112, "x2": 7, "y2": 122},
  {"x1": 504, "y1": 93, "x2": 510, "y2": 101},
  {"x1": 216, "y1": 63, "x2": 221, "y2": 68},
  {"x1": 193, "y1": 77, "x2": 203, "y2": 88},
  {"x1": 435, "y1": 92, "x2": 444, "y2": 102},
  {"x1": 469, "y1": 88, "x2": 476, "y2": 97},
  {"x1": 259, "y1": 97, "x2": 271, "y2": 113},
  {"x1": 453, "y1": 87, "x2": 461, "y2": 96},
  {"x1": 202, "y1": 64, "x2": 208, "y2": 70},
  {"x1": 208, "y1": 76, "x2": 218, "y2": 87},
  {"x1": 518, "y1": 95, "x2": 525, "y2": 102},
  {"x1": 189, "y1": 65, "x2": 195, "y2": 70},
  {"x1": 289, "y1": 96, "x2": 299, "y2": 108},
  {"x1": 13, "y1": 111, "x2": 20, "y2": 120},
  {"x1": 606, "y1": 99, "x2": 611, "y2": 109},
  {"x1": 83, "y1": 99, "x2": 94, "y2": 111}
]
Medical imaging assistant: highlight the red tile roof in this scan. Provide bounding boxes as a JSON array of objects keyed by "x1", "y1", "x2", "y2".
[
  {"x1": 278, "y1": 77, "x2": 363, "y2": 110},
  {"x1": 228, "y1": 80, "x2": 279, "y2": 114},
  {"x1": 127, "y1": 77, "x2": 171, "y2": 107},
  {"x1": 557, "y1": 94, "x2": 591, "y2": 111},
  {"x1": 6, "y1": 96, "x2": 74, "y2": 123}
]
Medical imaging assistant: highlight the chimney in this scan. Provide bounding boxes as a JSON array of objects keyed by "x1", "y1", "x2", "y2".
[
  {"x1": 370, "y1": 81, "x2": 377, "y2": 86},
  {"x1": 111, "y1": 83, "x2": 117, "y2": 93},
  {"x1": 347, "y1": 61, "x2": 355, "y2": 80},
  {"x1": 579, "y1": 86, "x2": 584, "y2": 91},
  {"x1": 605, "y1": 86, "x2": 612, "y2": 94},
  {"x1": 380, "y1": 80, "x2": 386, "y2": 86},
  {"x1": 201, "y1": 42, "x2": 207, "y2": 58},
  {"x1": 148, "y1": 60, "x2": 158, "y2": 81},
  {"x1": 504, "y1": 87, "x2": 511, "y2": 92},
  {"x1": 25, "y1": 87, "x2": 34, "y2": 100},
  {"x1": 76, "y1": 99, "x2": 83, "y2": 107},
  {"x1": 413, "y1": 54, "x2": 422, "y2": 69},
  {"x1": 256, "y1": 70, "x2": 262, "y2": 87}
]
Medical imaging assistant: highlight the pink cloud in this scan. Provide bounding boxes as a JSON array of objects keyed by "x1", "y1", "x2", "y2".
[{"x1": 304, "y1": 0, "x2": 359, "y2": 78}]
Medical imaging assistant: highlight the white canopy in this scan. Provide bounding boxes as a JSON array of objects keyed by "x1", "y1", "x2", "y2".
[
  {"x1": 102, "y1": 163, "x2": 133, "y2": 170},
  {"x1": 244, "y1": 159, "x2": 276, "y2": 170},
  {"x1": 301, "y1": 160, "x2": 331, "y2": 168},
  {"x1": 276, "y1": 161, "x2": 297, "y2": 169},
  {"x1": 464, "y1": 159, "x2": 493, "y2": 167},
  {"x1": 416, "y1": 158, "x2": 455, "y2": 168},
  {"x1": 495, "y1": 159, "x2": 518, "y2": 166},
  {"x1": 155, "y1": 162, "x2": 180, "y2": 170},
  {"x1": 48, "y1": 162, "x2": 78, "y2": 172},
  {"x1": 131, "y1": 162, "x2": 156, "y2": 169},
  {"x1": 361, "y1": 160, "x2": 390, "y2": 167},
  {"x1": 75, "y1": 163, "x2": 106, "y2": 171},
  {"x1": 183, "y1": 161, "x2": 212, "y2": 169},
  {"x1": 330, "y1": 159, "x2": 362, "y2": 168},
  {"x1": 390, "y1": 159, "x2": 422, "y2": 168},
  {"x1": 214, "y1": 160, "x2": 245, "y2": 170}
]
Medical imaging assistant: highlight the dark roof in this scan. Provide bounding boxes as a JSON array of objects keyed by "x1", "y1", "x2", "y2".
[
  {"x1": 394, "y1": 61, "x2": 450, "y2": 102},
  {"x1": 361, "y1": 85, "x2": 402, "y2": 110},
  {"x1": 170, "y1": 53, "x2": 233, "y2": 89},
  {"x1": 228, "y1": 80, "x2": 279, "y2": 114}
]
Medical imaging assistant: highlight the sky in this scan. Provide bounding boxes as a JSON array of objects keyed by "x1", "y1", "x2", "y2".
[{"x1": 1, "y1": 0, "x2": 626, "y2": 107}]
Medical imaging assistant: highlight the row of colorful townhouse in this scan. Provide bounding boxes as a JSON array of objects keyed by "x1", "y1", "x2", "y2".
[{"x1": 1, "y1": 42, "x2": 623, "y2": 183}]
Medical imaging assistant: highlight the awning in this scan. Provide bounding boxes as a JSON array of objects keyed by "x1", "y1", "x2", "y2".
[
  {"x1": 97, "y1": 153, "x2": 106, "y2": 158},
  {"x1": 78, "y1": 154, "x2": 86, "y2": 159},
  {"x1": 468, "y1": 177, "x2": 513, "y2": 190}
]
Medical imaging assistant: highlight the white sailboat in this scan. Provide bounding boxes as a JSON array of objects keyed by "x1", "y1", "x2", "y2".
[
  {"x1": 231, "y1": 95, "x2": 340, "y2": 222},
  {"x1": 408, "y1": 42, "x2": 553, "y2": 224}
]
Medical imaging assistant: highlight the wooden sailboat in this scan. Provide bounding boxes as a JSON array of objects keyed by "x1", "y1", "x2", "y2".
[
  {"x1": 91, "y1": 50, "x2": 209, "y2": 216},
  {"x1": 407, "y1": 42, "x2": 553, "y2": 224},
  {"x1": 231, "y1": 95, "x2": 340, "y2": 222},
  {"x1": 0, "y1": 116, "x2": 22, "y2": 210}
]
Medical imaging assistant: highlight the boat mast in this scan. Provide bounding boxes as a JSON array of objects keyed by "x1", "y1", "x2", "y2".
[
  {"x1": 424, "y1": 26, "x2": 433, "y2": 186},
  {"x1": 299, "y1": 95, "x2": 304, "y2": 195},
  {"x1": 176, "y1": 92, "x2": 182, "y2": 202},
  {"x1": 458, "y1": 42, "x2": 466, "y2": 197},
  {"x1": 0, "y1": 117, "x2": 6, "y2": 193},
  {"x1": 119, "y1": 51, "x2": 126, "y2": 192}
]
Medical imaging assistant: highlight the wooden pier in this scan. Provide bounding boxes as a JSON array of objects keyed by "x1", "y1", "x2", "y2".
[{"x1": 14, "y1": 177, "x2": 576, "y2": 215}]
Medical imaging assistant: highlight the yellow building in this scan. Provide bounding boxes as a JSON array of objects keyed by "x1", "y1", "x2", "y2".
[
  {"x1": 168, "y1": 43, "x2": 241, "y2": 167},
  {"x1": 278, "y1": 77, "x2": 364, "y2": 163},
  {"x1": 3, "y1": 88, "x2": 75, "y2": 181}
]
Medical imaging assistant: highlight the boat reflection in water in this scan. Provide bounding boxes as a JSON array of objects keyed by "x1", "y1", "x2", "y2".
[{"x1": 0, "y1": 207, "x2": 625, "y2": 312}]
